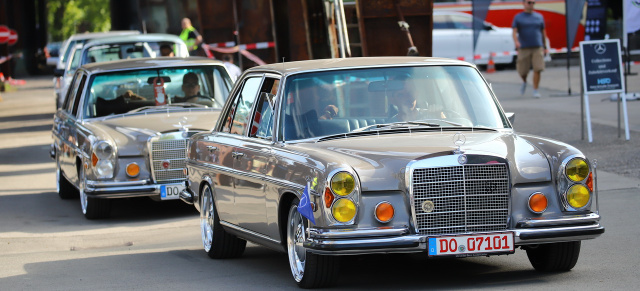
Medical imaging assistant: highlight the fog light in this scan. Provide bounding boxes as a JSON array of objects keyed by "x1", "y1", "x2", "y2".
[
  {"x1": 375, "y1": 201, "x2": 394, "y2": 223},
  {"x1": 528, "y1": 192, "x2": 547, "y2": 213},
  {"x1": 566, "y1": 158, "x2": 589, "y2": 182},
  {"x1": 567, "y1": 184, "x2": 590, "y2": 209},
  {"x1": 332, "y1": 198, "x2": 356, "y2": 222},
  {"x1": 126, "y1": 163, "x2": 140, "y2": 177}
]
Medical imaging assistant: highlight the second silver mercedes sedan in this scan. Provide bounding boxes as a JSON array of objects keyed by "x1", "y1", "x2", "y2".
[
  {"x1": 180, "y1": 57, "x2": 603, "y2": 288},
  {"x1": 51, "y1": 57, "x2": 233, "y2": 219}
]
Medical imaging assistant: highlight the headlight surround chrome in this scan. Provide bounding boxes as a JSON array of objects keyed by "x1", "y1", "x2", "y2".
[
  {"x1": 323, "y1": 169, "x2": 360, "y2": 225},
  {"x1": 91, "y1": 140, "x2": 116, "y2": 179},
  {"x1": 557, "y1": 155, "x2": 594, "y2": 212}
]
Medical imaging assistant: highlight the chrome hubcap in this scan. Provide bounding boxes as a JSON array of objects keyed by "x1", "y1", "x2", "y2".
[
  {"x1": 79, "y1": 170, "x2": 87, "y2": 214},
  {"x1": 287, "y1": 204, "x2": 306, "y2": 282},
  {"x1": 201, "y1": 187, "x2": 213, "y2": 252}
]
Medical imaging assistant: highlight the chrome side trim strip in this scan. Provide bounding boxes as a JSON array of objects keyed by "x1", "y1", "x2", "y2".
[
  {"x1": 220, "y1": 221, "x2": 280, "y2": 244},
  {"x1": 190, "y1": 160, "x2": 305, "y2": 191}
]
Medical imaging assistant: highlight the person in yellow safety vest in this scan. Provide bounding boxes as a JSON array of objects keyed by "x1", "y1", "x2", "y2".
[{"x1": 180, "y1": 18, "x2": 203, "y2": 55}]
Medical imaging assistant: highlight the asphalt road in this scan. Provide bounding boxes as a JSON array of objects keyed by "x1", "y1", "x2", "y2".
[{"x1": 0, "y1": 73, "x2": 639, "y2": 290}]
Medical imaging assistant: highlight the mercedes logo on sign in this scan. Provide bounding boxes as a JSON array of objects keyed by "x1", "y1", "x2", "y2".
[{"x1": 594, "y1": 43, "x2": 606, "y2": 55}]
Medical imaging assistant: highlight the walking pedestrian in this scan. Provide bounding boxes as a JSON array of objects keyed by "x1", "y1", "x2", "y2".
[
  {"x1": 221, "y1": 54, "x2": 242, "y2": 81},
  {"x1": 512, "y1": 0, "x2": 548, "y2": 98},
  {"x1": 180, "y1": 18, "x2": 203, "y2": 56}
]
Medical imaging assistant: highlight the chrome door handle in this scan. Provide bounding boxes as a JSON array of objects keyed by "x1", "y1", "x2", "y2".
[
  {"x1": 231, "y1": 152, "x2": 244, "y2": 159},
  {"x1": 206, "y1": 145, "x2": 218, "y2": 152}
]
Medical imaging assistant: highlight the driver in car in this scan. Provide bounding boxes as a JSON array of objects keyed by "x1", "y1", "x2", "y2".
[{"x1": 175, "y1": 72, "x2": 212, "y2": 105}]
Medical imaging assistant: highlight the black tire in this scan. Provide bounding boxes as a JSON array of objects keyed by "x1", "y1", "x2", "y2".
[
  {"x1": 526, "y1": 241, "x2": 581, "y2": 272},
  {"x1": 79, "y1": 168, "x2": 111, "y2": 219},
  {"x1": 201, "y1": 184, "x2": 246, "y2": 259},
  {"x1": 83, "y1": 197, "x2": 112, "y2": 220},
  {"x1": 287, "y1": 198, "x2": 340, "y2": 289},
  {"x1": 57, "y1": 166, "x2": 79, "y2": 199}
]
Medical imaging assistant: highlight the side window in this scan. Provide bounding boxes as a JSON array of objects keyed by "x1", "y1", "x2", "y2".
[
  {"x1": 222, "y1": 77, "x2": 261, "y2": 135},
  {"x1": 63, "y1": 72, "x2": 82, "y2": 112},
  {"x1": 250, "y1": 78, "x2": 280, "y2": 139},
  {"x1": 71, "y1": 75, "x2": 87, "y2": 116}
]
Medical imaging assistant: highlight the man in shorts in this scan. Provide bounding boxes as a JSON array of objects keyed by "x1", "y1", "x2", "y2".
[{"x1": 512, "y1": 0, "x2": 548, "y2": 98}]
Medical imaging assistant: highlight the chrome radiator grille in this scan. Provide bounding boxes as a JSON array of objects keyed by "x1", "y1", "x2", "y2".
[
  {"x1": 150, "y1": 139, "x2": 187, "y2": 183},
  {"x1": 412, "y1": 164, "x2": 509, "y2": 235}
]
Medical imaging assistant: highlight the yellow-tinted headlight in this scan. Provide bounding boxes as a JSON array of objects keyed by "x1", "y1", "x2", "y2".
[
  {"x1": 330, "y1": 172, "x2": 355, "y2": 196},
  {"x1": 332, "y1": 198, "x2": 356, "y2": 222},
  {"x1": 566, "y1": 184, "x2": 590, "y2": 209},
  {"x1": 566, "y1": 158, "x2": 590, "y2": 182}
]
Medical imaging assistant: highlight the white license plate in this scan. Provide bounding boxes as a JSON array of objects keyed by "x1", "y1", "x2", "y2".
[
  {"x1": 428, "y1": 232, "x2": 514, "y2": 257},
  {"x1": 160, "y1": 184, "x2": 184, "y2": 200}
]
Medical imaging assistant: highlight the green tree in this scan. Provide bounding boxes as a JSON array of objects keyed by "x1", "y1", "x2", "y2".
[{"x1": 48, "y1": 0, "x2": 111, "y2": 41}]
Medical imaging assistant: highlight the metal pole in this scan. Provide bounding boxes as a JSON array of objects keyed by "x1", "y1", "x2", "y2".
[
  {"x1": 338, "y1": 0, "x2": 351, "y2": 57},
  {"x1": 232, "y1": 0, "x2": 243, "y2": 69},
  {"x1": 335, "y1": 0, "x2": 346, "y2": 58}
]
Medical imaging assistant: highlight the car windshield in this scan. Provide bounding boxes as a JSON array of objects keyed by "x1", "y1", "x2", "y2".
[
  {"x1": 83, "y1": 66, "x2": 233, "y2": 118},
  {"x1": 83, "y1": 42, "x2": 152, "y2": 64},
  {"x1": 280, "y1": 65, "x2": 508, "y2": 141}
]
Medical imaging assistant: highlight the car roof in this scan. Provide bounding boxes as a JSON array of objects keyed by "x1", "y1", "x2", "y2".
[
  {"x1": 66, "y1": 31, "x2": 140, "y2": 41},
  {"x1": 83, "y1": 33, "x2": 185, "y2": 47},
  {"x1": 246, "y1": 57, "x2": 473, "y2": 76},
  {"x1": 79, "y1": 57, "x2": 225, "y2": 73}
]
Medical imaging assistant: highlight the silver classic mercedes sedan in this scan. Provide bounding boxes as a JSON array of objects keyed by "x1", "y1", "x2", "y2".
[
  {"x1": 51, "y1": 57, "x2": 233, "y2": 219},
  {"x1": 180, "y1": 57, "x2": 604, "y2": 288}
]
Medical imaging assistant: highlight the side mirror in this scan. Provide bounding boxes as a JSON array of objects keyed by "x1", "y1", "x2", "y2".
[
  {"x1": 53, "y1": 68, "x2": 65, "y2": 77},
  {"x1": 505, "y1": 112, "x2": 515, "y2": 125}
]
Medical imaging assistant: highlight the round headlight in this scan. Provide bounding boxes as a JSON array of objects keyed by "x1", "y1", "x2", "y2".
[
  {"x1": 94, "y1": 141, "x2": 114, "y2": 160},
  {"x1": 332, "y1": 198, "x2": 356, "y2": 222},
  {"x1": 330, "y1": 172, "x2": 355, "y2": 196},
  {"x1": 566, "y1": 158, "x2": 589, "y2": 182},
  {"x1": 566, "y1": 184, "x2": 591, "y2": 209},
  {"x1": 95, "y1": 160, "x2": 114, "y2": 178}
]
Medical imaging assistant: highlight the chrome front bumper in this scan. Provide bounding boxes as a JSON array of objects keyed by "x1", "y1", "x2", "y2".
[
  {"x1": 85, "y1": 179, "x2": 183, "y2": 199},
  {"x1": 305, "y1": 214, "x2": 604, "y2": 255}
]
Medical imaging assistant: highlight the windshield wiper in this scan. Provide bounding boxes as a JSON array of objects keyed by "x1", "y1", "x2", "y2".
[
  {"x1": 414, "y1": 119, "x2": 464, "y2": 127},
  {"x1": 127, "y1": 103, "x2": 206, "y2": 113},
  {"x1": 351, "y1": 121, "x2": 441, "y2": 132}
]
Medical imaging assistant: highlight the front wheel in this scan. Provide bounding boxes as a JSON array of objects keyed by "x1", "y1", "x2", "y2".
[
  {"x1": 526, "y1": 241, "x2": 581, "y2": 272},
  {"x1": 287, "y1": 198, "x2": 340, "y2": 288},
  {"x1": 79, "y1": 169, "x2": 111, "y2": 219},
  {"x1": 200, "y1": 184, "x2": 246, "y2": 259}
]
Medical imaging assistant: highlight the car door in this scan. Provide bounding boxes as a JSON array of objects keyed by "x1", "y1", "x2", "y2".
[
  {"x1": 232, "y1": 76, "x2": 280, "y2": 235},
  {"x1": 209, "y1": 75, "x2": 262, "y2": 225},
  {"x1": 57, "y1": 71, "x2": 88, "y2": 186}
]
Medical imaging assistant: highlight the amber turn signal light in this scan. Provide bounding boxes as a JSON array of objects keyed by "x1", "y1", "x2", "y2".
[
  {"x1": 126, "y1": 163, "x2": 140, "y2": 177},
  {"x1": 586, "y1": 172, "x2": 594, "y2": 192},
  {"x1": 375, "y1": 201, "x2": 394, "y2": 223},
  {"x1": 528, "y1": 192, "x2": 547, "y2": 213},
  {"x1": 324, "y1": 187, "x2": 334, "y2": 208},
  {"x1": 91, "y1": 153, "x2": 99, "y2": 167}
]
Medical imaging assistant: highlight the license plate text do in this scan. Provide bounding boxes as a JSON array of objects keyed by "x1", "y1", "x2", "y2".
[{"x1": 428, "y1": 232, "x2": 514, "y2": 257}]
